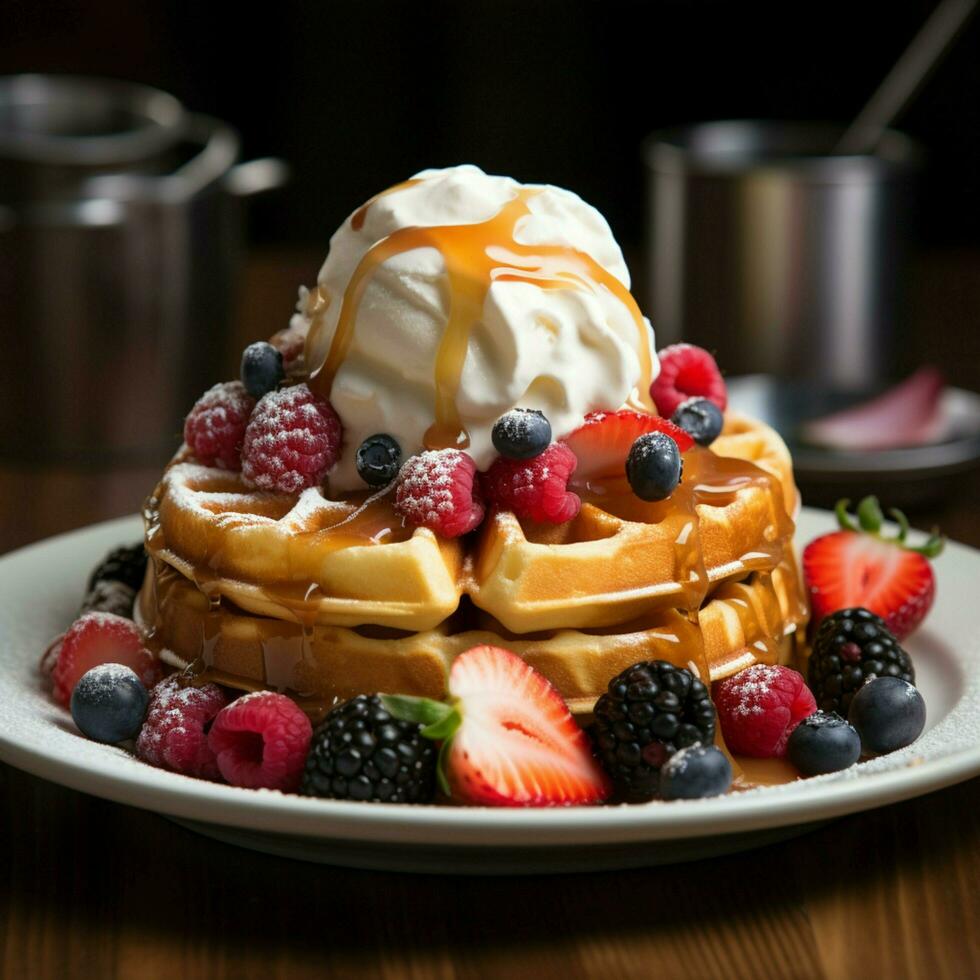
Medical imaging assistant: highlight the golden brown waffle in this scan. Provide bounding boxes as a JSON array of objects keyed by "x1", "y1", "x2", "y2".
[{"x1": 139, "y1": 413, "x2": 807, "y2": 717}]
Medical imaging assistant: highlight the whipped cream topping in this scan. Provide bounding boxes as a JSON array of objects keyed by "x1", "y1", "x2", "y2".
[{"x1": 294, "y1": 165, "x2": 659, "y2": 492}]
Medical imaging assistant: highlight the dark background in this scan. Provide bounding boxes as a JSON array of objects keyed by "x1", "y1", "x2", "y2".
[{"x1": 4, "y1": 0, "x2": 978, "y2": 252}]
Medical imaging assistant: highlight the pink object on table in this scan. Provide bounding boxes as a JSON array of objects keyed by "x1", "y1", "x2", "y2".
[{"x1": 802, "y1": 367, "x2": 947, "y2": 450}]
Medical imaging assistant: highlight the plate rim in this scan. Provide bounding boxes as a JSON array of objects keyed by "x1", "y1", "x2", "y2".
[{"x1": 1, "y1": 511, "x2": 978, "y2": 850}]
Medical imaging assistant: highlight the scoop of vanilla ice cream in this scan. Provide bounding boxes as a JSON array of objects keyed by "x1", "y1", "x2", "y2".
[{"x1": 295, "y1": 165, "x2": 659, "y2": 492}]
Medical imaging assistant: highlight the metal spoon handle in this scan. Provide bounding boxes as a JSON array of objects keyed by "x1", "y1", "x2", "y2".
[{"x1": 835, "y1": 0, "x2": 977, "y2": 155}]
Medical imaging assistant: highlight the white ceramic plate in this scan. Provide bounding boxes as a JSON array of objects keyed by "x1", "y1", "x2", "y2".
[{"x1": 1, "y1": 510, "x2": 977, "y2": 874}]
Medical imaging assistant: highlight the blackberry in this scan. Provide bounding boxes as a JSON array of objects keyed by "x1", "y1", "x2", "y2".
[
  {"x1": 79, "y1": 579, "x2": 137, "y2": 618},
  {"x1": 86, "y1": 543, "x2": 148, "y2": 593},
  {"x1": 302, "y1": 694, "x2": 437, "y2": 803},
  {"x1": 808, "y1": 608, "x2": 914, "y2": 716},
  {"x1": 592, "y1": 660, "x2": 716, "y2": 802}
]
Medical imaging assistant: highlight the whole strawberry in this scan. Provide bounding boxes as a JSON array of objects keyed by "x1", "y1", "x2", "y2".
[{"x1": 803, "y1": 497, "x2": 944, "y2": 640}]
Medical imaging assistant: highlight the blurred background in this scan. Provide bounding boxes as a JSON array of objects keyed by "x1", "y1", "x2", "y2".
[{"x1": 1, "y1": 0, "x2": 978, "y2": 550}]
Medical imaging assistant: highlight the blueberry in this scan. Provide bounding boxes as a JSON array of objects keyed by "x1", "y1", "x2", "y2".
[
  {"x1": 491, "y1": 409, "x2": 551, "y2": 460},
  {"x1": 659, "y1": 744, "x2": 732, "y2": 800},
  {"x1": 787, "y1": 711, "x2": 861, "y2": 775},
  {"x1": 355, "y1": 434, "x2": 402, "y2": 487},
  {"x1": 240, "y1": 341, "x2": 285, "y2": 398},
  {"x1": 848, "y1": 677, "x2": 926, "y2": 755},
  {"x1": 70, "y1": 664, "x2": 148, "y2": 744},
  {"x1": 671, "y1": 397, "x2": 724, "y2": 447},
  {"x1": 625, "y1": 432, "x2": 682, "y2": 501}
]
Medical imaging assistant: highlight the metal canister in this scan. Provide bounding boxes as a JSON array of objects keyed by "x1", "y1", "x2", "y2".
[
  {"x1": 644, "y1": 120, "x2": 920, "y2": 387},
  {"x1": 0, "y1": 75, "x2": 287, "y2": 463}
]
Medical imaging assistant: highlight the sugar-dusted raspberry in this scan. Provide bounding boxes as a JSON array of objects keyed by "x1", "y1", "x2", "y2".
[
  {"x1": 208, "y1": 691, "x2": 313, "y2": 792},
  {"x1": 51, "y1": 612, "x2": 162, "y2": 708},
  {"x1": 651, "y1": 344, "x2": 728, "y2": 419},
  {"x1": 183, "y1": 381, "x2": 256, "y2": 470},
  {"x1": 481, "y1": 443, "x2": 581, "y2": 524},
  {"x1": 394, "y1": 449, "x2": 485, "y2": 537},
  {"x1": 136, "y1": 676, "x2": 229, "y2": 780},
  {"x1": 713, "y1": 664, "x2": 816, "y2": 758},
  {"x1": 241, "y1": 383, "x2": 342, "y2": 494}
]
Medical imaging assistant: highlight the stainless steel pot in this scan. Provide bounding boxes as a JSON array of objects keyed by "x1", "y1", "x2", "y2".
[
  {"x1": 0, "y1": 76, "x2": 287, "y2": 464},
  {"x1": 644, "y1": 120, "x2": 920, "y2": 387}
]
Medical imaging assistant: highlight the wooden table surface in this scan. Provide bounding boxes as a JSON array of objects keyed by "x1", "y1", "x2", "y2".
[{"x1": 2, "y1": 249, "x2": 978, "y2": 980}]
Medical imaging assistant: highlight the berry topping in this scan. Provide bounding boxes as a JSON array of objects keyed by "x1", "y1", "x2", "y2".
[
  {"x1": 70, "y1": 664, "x2": 148, "y2": 744},
  {"x1": 79, "y1": 580, "x2": 136, "y2": 619},
  {"x1": 51, "y1": 612, "x2": 162, "y2": 708},
  {"x1": 848, "y1": 677, "x2": 926, "y2": 755},
  {"x1": 207, "y1": 691, "x2": 313, "y2": 792},
  {"x1": 241, "y1": 384, "x2": 343, "y2": 494},
  {"x1": 650, "y1": 343, "x2": 727, "y2": 419},
  {"x1": 592, "y1": 660, "x2": 716, "y2": 802},
  {"x1": 713, "y1": 664, "x2": 816, "y2": 758},
  {"x1": 671, "y1": 397, "x2": 724, "y2": 447},
  {"x1": 562, "y1": 410, "x2": 693, "y2": 485},
  {"x1": 394, "y1": 449, "x2": 485, "y2": 537},
  {"x1": 136, "y1": 676, "x2": 229, "y2": 781},
  {"x1": 659, "y1": 744, "x2": 733, "y2": 800},
  {"x1": 808, "y1": 608, "x2": 915, "y2": 716},
  {"x1": 803, "y1": 497, "x2": 943, "y2": 639},
  {"x1": 269, "y1": 325, "x2": 307, "y2": 372},
  {"x1": 355, "y1": 433, "x2": 402, "y2": 487},
  {"x1": 183, "y1": 381, "x2": 256, "y2": 471},
  {"x1": 786, "y1": 711, "x2": 861, "y2": 775},
  {"x1": 625, "y1": 432, "x2": 682, "y2": 501},
  {"x1": 481, "y1": 443, "x2": 580, "y2": 524},
  {"x1": 240, "y1": 341, "x2": 285, "y2": 399},
  {"x1": 383, "y1": 645, "x2": 611, "y2": 807},
  {"x1": 302, "y1": 694, "x2": 437, "y2": 803},
  {"x1": 491, "y1": 409, "x2": 552, "y2": 460},
  {"x1": 86, "y1": 543, "x2": 147, "y2": 593}
]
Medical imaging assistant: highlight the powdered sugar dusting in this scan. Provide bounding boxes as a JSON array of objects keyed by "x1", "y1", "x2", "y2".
[
  {"x1": 394, "y1": 449, "x2": 484, "y2": 536},
  {"x1": 727, "y1": 664, "x2": 778, "y2": 717},
  {"x1": 75, "y1": 662, "x2": 141, "y2": 700},
  {"x1": 241, "y1": 384, "x2": 342, "y2": 494}
]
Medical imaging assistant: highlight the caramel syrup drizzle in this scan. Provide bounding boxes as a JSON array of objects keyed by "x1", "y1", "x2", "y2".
[{"x1": 307, "y1": 185, "x2": 656, "y2": 450}]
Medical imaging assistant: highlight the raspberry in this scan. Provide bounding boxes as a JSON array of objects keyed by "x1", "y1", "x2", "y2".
[
  {"x1": 136, "y1": 676, "x2": 229, "y2": 780},
  {"x1": 394, "y1": 449, "x2": 485, "y2": 537},
  {"x1": 651, "y1": 344, "x2": 728, "y2": 419},
  {"x1": 207, "y1": 691, "x2": 313, "y2": 792},
  {"x1": 713, "y1": 664, "x2": 816, "y2": 758},
  {"x1": 241, "y1": 384, "x2": 342, "y2": 494},
  {"x1": 51, "y1": 612, "x2": 162, "y2": 708},
  {"x1": 183, "y1": 381, "x2": 256, "y2": 470},
  {"x1": 481, "y1": 443, "x2": 581, "y2": 524}
]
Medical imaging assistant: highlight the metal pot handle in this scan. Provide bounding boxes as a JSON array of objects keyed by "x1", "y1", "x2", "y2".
[{"x1": 224, "y1": 157, "x2": 290, "y2": 197}]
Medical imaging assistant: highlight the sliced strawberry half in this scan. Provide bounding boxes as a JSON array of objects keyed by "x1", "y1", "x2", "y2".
[
  {"x1": 382, "y1": 645, "x2": 611, "y2": 807},
  {"x1": 803, "y1": 496, "x2": 944, "y2": 640},
  {"x1": 562, "y1": 410, "x2": 693, "y2": 485}
]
